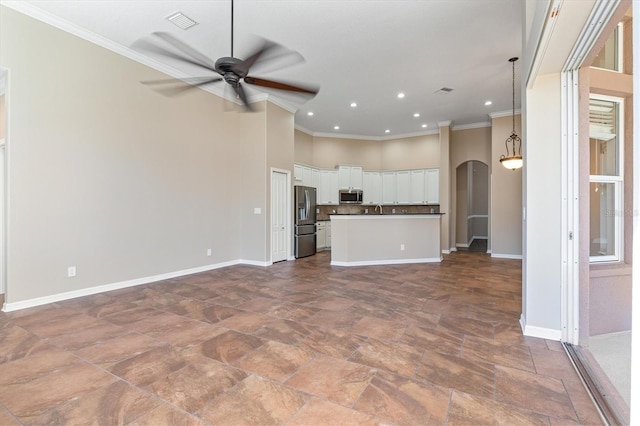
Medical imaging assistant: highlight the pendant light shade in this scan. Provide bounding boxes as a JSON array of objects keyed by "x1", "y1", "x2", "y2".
[{"x1": 499, "y1": 57, "x2": 523, "y2": 171}]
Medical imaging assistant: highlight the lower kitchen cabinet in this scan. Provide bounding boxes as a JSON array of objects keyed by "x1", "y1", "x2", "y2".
[{"x1": 316, "y1": 221, "x2": 331, "y2": 250}]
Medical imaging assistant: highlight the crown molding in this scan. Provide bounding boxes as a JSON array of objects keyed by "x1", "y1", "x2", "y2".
[
  {"x1": 452, "y1": 121, "x2": 491, "y2": 131},
  {"x1": 437, "y1": 120, "x2": 452, "y2": 127},
  {"x1": 489, "y1": 109, "x2": 522, "y2": 119}
]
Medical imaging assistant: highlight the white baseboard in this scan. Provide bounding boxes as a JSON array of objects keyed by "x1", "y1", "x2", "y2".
[
  {"x1": 520, "y1": 314, "x2": 562, "y2": 341},
  {"x1": 331, "y1": 257, "x2": 442, "y2": 267},
  {"x1": 2, "y1": 259, "x2": 260, "y2": 313},
  {"x1": 456, "y1": 243, "x2": 470, "y2": 248},
  {"x1": 491, "y1": 253, "x2": 523, "y2": 260},
  {"x1": 449, "y1": 247, "x2": 457, "y2": 252},
  {"x1": 441, "y1": 249, "x2": 451, "y2": 255}
]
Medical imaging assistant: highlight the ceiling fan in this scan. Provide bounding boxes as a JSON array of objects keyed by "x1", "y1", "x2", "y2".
[{"x1": 132, "y1": 0, "x2": 318, "y2": 111}]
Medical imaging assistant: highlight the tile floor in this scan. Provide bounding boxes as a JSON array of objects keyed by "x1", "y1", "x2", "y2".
[{"x1": 0, "y1": 251, "x2": 602, "y2": 425}]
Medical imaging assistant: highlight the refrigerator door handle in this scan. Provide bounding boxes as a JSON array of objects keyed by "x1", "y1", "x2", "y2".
[{"x1": 305, "y1": 189, "x2": 310, "y2": 220}]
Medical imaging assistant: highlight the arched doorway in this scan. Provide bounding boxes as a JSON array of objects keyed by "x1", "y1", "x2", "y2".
[{"x1": 455, "y1": 160, "x2": 489, "y2": 252}]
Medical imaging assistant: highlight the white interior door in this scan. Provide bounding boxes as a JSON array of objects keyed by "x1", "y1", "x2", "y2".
[{"x1": 271, "y1": 169, "x2": 288, "y2": 263}]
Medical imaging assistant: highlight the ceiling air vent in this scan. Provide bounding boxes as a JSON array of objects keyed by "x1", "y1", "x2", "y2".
[
  {"x1": 434, "y1": 87, "x2": 454, "y2": 94},
  {"x1": 166, "y1": 12, "x2": 198, "y2": 30}
]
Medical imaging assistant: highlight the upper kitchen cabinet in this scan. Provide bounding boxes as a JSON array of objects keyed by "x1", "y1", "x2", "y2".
[
  {"x1": 425, "y1": 168, "x2": 439, "y2": 203},
  {"x1": 410, "y1": 169, "x2": 426, "y2": 204},
  {"x1": 294, "y1": 164, "x2": 315, "y2": 188},
  {"x1": 381, "y1": 171, "x2": 397, "y2": 204},
  {"x1": 362, "y1": 171, "x2": 382, "y2": 204},
  {"x1": 319, "y1": 169, "x2": 339, "y2": 204},
  {"x1": 395, "y1": 170, "x2": 411, "y2": 204},
  {"x1": 338, "y1": 165, "x2": 363, "y2": 190}
]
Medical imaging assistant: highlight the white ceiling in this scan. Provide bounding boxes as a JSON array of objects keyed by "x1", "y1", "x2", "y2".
[{"x1": 5, "y1": 0, "x2": 523, "y2": 139}]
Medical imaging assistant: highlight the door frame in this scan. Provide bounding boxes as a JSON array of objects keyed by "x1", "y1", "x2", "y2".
[{"x1": 270, "y1": 167, "x2": 292, "y2": 263}]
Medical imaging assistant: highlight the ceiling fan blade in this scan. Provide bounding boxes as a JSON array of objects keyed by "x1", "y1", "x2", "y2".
[
  {"x1": 142, "y1": 76, "x2": 223, "y2": 86},
  {"x1": 145, "y1": 77, "x2": 223, "y2": 97},
  {"x1": 232, "y1": 39, "x2": 277, "y2": 76},
  {"x1": 243, "y1": 76, "x2": 318, "y2": 95},
  {"x1": 132, "y1": 34, "x2": 218, "y2": 74}
]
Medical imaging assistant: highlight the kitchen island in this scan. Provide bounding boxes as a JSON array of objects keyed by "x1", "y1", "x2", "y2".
[{"x1": 330, "y1": 214, "x2": 442, "y2": 266}]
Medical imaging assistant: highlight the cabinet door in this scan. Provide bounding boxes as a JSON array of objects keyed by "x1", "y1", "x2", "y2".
[
  {"x1": 302, "y1": 166, "x2": 313, "y2": 187},
  {"x1": 328, "y1": 170, "x2": 340, "y2": 204},
  {"x1": 294, "y1": 164, "x2": 303, "y2": 183},
  {"x1": 319, "y1": 170, "x2": 330, "y2": 204},
  {"x1": 311, "y1": 168, "x2": 320, "y2": 189},
  {"x1": 426, "y1": 169, "x2": 440, "y2": 203},
  {"x1": 362, "y1": 171, "x2": 381, "y2": 204},
  {"x1": 381, "y1": 172, "x2": 397, "y2": 204},
  {"x1": 316, "y1": 223, "x2": 326, "y2": 249},
  {"x1": 338, "y1": 166, "x2": 351, "y2": 189},
  {"x1": 396, "y1": 170, "x2": 411, "y2": 204},
  {"x1": 410, "y1": 169, "x2": 426, "y2": 204},
  {"x1": 350, "y1": 166, "x2": 363, "y2": 189}
]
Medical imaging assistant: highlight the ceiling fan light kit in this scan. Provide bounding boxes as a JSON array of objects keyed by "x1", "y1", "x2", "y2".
[{"x1": 499, "y1": 56, "x2": 523, "y2": 171}]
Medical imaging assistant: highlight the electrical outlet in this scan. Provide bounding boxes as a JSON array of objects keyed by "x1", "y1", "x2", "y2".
[
  {"x1": 400, "y1": 244, "x2": 405, "y2": 251},
  {"x1": 67, "y1": 266, "x2": 76, "y2": 277},
  {"x1": 206, "y1": 248, "x2": 212, "y2": 256},
  {"x1": 254, "y1": 207, "x2": 261, "y2": 214}
]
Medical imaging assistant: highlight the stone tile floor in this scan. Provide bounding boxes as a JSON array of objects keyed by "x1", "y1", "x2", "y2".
[{"x1": 0, "y1": 251, "x2": 602, "y2": 425}]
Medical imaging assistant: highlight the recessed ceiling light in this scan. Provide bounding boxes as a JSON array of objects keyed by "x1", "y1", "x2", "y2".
[
  {"x1": 307, "y1": 111, "x2": 314, "y2": 116},
  {"x1": 334, "y1": 125, "x2": 340, "y2": 130},
  {"x1": 350, "y1": 102, "x2": 357, "y2": 107},
  {"x1": 421, "y1": 124, "x2": 428, "y2": 128},
  {"x1": 397, "y1": 92, "x2": 405, "y2": 99},
  {"x1": 484, "y1": 100, "x2": 492, "y2": 106},
  {"x1": 385, "y1": 129, "x2": 390, "y2": 133},
  {"x1": 413, "y1": 113, "x2": 420, "y2": 118},
  {"x1": 166, "y1": 11, "x2": 198, "y2": 30}
]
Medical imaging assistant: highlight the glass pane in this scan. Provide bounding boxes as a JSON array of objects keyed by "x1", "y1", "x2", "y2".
[
  {"x1": 589, "y1": 182, "x2": 617, "y2": 257},
  {"x1": 589, "y1": 99, "x2": 619, "y2": 176},
  {"x1": 591, "y1": 25, "x2": 619, "y2": 71}
]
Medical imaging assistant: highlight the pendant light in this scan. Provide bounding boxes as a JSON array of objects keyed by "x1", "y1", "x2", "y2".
[{"x1": 499, "y1": 57, "x2": 523, "y2": 170}]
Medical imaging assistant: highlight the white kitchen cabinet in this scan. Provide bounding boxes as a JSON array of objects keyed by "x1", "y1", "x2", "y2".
[
  {"x1": 294, "y1": 164, "x2": 303, "y2": 183},
  {"x1": 426, "y1": 168, "x2": 440, "y2": 203},
  {"x1": 395, "y1": 170, "x2": 411, "y2": 204},
  {"x1": 410, "y1": 169, "x2": 426, "y2": 204},
  {"x1": 311, "y1": 168, "x2": 320, "y2": 189},
  {"x1": 319, "y1": 169, "x2": 339, "y2": 204},
  {"x1": 338, "y1": 165, "x2": 363, "y2": 189},
  {"x1": 381, "y1": 171, "x2": 397, "y2": 204},
  {"x1": 302, "y1": 166, "x2": 313, "y2": 187},
  {"x1": 362, "y1": 171, "x2": 381, "y2": 204}
]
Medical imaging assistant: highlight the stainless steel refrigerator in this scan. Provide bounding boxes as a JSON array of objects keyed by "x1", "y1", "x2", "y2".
[{"x1": 294, "y1": 185, "x2": 317, "y2": 258}]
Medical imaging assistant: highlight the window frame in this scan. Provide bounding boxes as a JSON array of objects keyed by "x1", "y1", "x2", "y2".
[{"x1": 588, "y1": 94, "x2": 625, "y2": 263}]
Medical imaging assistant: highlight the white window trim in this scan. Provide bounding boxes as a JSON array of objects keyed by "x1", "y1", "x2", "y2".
[
  {"x1": 590, "y1": 22, "x2": 624, "y2": 73},
  {"x1": 589, "y1": 94, "x2": 624, "y2": 263}
]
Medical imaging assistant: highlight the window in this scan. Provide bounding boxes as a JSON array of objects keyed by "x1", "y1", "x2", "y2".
[
  {"x1": 589, "y1": 95, "x2": 624, "y2": 262},
  {"x1": 591, "y1": 22, "x2": 623, "y2": 72}
]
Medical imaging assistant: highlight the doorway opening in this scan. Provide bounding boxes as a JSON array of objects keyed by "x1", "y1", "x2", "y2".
[{"x1": 455, "y1": 160, "x2": 489, "y2": 253}]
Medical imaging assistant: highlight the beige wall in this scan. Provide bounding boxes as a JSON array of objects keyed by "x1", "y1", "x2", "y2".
[
  {"x1": 294, "y1": 132, "x2": 440, "y2": 171},
  {"x1": 0, "y1": 6, "x2": 276, "y2": 305},
  {"x1": 294, "y1": 129, "x2": 313, "y2": 165},
  {"x1": 311, "y1": 136, "x2": 381, "y2": 170},
  {"x1": 455, "y1": 164, "x2": 468, "y2": 245},
  {"x1": 491, "y1": 114, "x2": 523, "y2": 256},
  {"x1": 379, "y1": 134, "x2": 440, "y2": 170}
]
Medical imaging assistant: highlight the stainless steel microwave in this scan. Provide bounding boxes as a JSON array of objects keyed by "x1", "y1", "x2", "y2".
[{"x1": 339, "y1": 189, "x2": 363, "y2": 204}]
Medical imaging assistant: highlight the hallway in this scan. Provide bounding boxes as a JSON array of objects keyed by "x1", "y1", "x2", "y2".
[{"x1": 0, "y1": 251, "x2": 600, "y2": 424}]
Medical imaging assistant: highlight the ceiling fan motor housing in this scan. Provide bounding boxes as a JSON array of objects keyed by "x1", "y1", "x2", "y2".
[{"x1": 215, "y1": 57, "x2": 245, "y2": 86}]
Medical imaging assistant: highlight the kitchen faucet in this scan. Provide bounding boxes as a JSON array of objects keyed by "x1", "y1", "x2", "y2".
[{"x1": 375, "y1": 204, "x2": 383, "y2": 214}]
